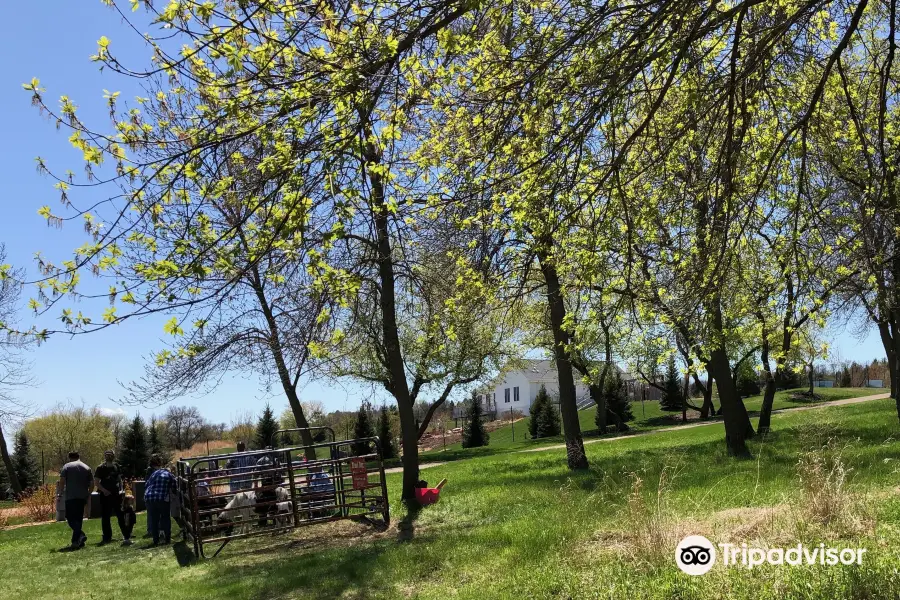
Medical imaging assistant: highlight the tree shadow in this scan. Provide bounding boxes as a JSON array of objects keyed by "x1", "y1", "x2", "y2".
[{"x1": 397, "y1": 500, "x2": 422, "y2": 542}]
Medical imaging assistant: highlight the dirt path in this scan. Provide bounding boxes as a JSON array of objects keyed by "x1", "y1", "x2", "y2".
[
  {"x1": 384, "y1": 461, "x2": 447, "y2": 475},
  {"x1": 518, "y1": 392, "x2": 891, "y2": 454}
]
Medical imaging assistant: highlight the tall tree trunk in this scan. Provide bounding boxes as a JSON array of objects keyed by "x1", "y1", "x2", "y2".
[
  {"x1": 0, "y1": 422, "x2": 22, "y2": 495},
  {"x1": 538, "y1": 252, "x2": 588, "y2": 470},
  {"x1": 877, "y1": 322, "x2": 897, "y2": 399},
  {"x1": 588, "y1": 383, "x2": 607, "y2": 433},
  {"x1": 808, "y1": 362, "x2": 815, "y2": 397},
  {"x1": 695, "y1": 374, "x2": 714, "y2": 418},
  {"x1": 707, "y1": 348, "x2": 754, "y2": 457},
  {"x1": 368, "y1": 152, "x2": 419, "y2": 502},
  {"x1": 757, "y1": 329, "x2": 776, "y2": 434}
]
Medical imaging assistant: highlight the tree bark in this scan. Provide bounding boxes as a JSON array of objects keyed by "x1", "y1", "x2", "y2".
[
  {"x1": 0, "y1": 422, "x2": 22, "y2": 495},
  {"x1": 538, "y1": 251, "x2": 588, "y2": 470},
  {"x1": 368, "y1": 151, "x2": 420, "y2": 501},
  {"x1": 589, "y1": 383, "x2": 607, "y2": 433},
  {"x1": 707, "y1": 347, "x2": 754, "y2": 457},
  {"x1": 877, "y1": 322, "x2": 897, "y2": 397},
  {"x1": 808, "y1": 362, "x2": 815, "y2": 397},
  {"x1": 757, "y1": 334, "x2": 777, "y2": 435}
]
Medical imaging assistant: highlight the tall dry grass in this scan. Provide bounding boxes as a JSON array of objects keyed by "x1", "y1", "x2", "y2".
[
  {"x1": 795, "y1": 440, "x2": 873, "y2": 537},
  {"x1": 19, "y1": 485, "x2": 55, "y2": 523},
  {"x1": 619, "y1": 467, "x2": 677, "y2": 565}
]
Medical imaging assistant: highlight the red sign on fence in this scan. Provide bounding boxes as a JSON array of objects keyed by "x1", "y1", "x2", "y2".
[{"x1": 350, "y1": 457, "x2": 369, "y2": 490}]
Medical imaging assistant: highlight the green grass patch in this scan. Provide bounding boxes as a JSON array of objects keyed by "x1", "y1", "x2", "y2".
[
  {"x1": 423, "y1": 386, "x2": 885, "y2": 461},
  {"x1": 1, "y1": 395, "x2": 898, "y2": 599}
]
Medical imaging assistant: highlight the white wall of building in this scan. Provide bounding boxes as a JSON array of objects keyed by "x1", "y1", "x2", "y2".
[{"x1": 478, "y1": 370, "x2": 591, "y2": 417}]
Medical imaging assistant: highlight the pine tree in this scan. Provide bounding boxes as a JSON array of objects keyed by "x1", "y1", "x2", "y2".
[
  {"x1": 597, "y1": 371, "x2": 633, "y2": 432},
  {"x1": 148, "y1": 417, "x2": 162, "y2": 455},
  {"x1": 529, "y1": 385, "x2": 550, "y2": 438},
  {"x1": 461, "y1": 392, "x2": 489, "y2": 448},
  {"x1": 537, "y1": 394, "x2": 562, "y2": 438},
  {"x1": 11, "y1": 431, "x2": 40, "y2": 491},
  {"x1": 0, "y1": 460, "x2": 8, "y2": 499},
  {"x1": 377, "y1": 405, "x2": 396, "y2": 459},
  {"x1": 352, "y1": 402, "x2": 375, "y2": 456},
  {"x1": 254, "y1": 404, "x2": 279, "y2": 450},
  {"x1": 119, "y1": 415, "x2": 150, "y2": 480},
  {"x1": 660, "y1": 356, "x2": 684, "y2": 411}
]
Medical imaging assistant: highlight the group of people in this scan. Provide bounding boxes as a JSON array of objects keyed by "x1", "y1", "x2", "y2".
[
  {"x1": 57, "y1": 442, "x2": 339, "y2": 551},
  {"x1": 58, "y1": 450, "x2": 176, "y2": 550}
]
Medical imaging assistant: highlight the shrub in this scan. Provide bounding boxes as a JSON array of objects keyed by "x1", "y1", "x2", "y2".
[
  {"x1": 0, "y1": 509, "x2": 8, "y2": 530},
  {"x1": 19, "y1": 484, "x2": 55, "y2": 523}
]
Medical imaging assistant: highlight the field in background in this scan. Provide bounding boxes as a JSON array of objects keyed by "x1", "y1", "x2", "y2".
[
  {"x1": 183, "y1": 440, "x2": 235, "y2": 459},
  {"x1": 1, "y1": 396, "x2": 899, "y2": 599}
]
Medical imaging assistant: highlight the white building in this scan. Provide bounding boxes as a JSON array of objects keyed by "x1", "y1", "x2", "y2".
[{"x1": 474, "y1": 359, "x2": 593, "y2": 418}]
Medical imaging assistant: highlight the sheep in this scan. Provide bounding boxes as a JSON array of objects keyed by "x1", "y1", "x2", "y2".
[{"x1": 218, "y1": 491, "x2": 256, "y2": 535}]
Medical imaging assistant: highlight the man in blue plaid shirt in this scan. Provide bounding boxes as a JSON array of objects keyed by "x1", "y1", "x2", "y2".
[{"x1": 144, "y1": 454, "x2": 176, "y2": 545}]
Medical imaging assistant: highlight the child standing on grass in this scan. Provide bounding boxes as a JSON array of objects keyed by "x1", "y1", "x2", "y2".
[{"x1": 121, "y1": 495, "x2": 136, "y2": 546}]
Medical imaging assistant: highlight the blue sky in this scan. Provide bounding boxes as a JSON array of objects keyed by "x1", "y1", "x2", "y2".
[{"x1": 0, "y1": 2, "x2": 888, "y2": 438}]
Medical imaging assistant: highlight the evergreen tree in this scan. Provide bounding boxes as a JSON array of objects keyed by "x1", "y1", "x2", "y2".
[
  {"x1": 598, "y1": 371, "x2": 633, "y2": 432},
  {"x1": 148, "y1": 416, "x2": 162, "y2": 455},
  {"x1": 119, "y1": 415, "x2": 150, "y2": 480},
  {"x1": 0, "y1": 460, "x2": 8, "y2": 499},
  {"x1": 11, "y1": 431, "x2": 40, "y2": 491},
  {"x1": 660, "y1": 356, "x2": 684, "y2": 411},
  {"x1": 461, "y1": 392, "x2": 489, "y2": 448},
  {"x1": 781, "y1": 364, "x2": 804, "y2": 389},
  {"x1": 377, "y1": 405, "x2": 396, "y2": 459},
  {"x1": 352, "y1": 402, "x2": 375, "y2": 456},
  {"x1": 254, "y1": 404, "x2": 279, "y2": 450},
  {"x1": 529, "y1": 385, "x2": 550, "y2": 438},
  {"x1": 537, "y1": 394, "x2": 562, "y2": 438},
  {"x1": 839, "y1": 367, "x2": 852, "y2": 388},
  {"x1": 735, "y1": 361, "x2": 761, "y2": 397}
]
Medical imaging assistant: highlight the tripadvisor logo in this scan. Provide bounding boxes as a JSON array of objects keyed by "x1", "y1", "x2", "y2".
[
  {"x1": 675, "y1": 535, "x2": 867, "y2": 575},
  {"x1": 675, "y1": 535, "x2": 716, "y2": 575}
]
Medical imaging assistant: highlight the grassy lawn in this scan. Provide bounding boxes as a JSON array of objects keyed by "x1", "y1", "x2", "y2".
[
  {"x1": 2, "y1": 395, "x2": 899, "y2": 599},
  {"x1": 421, "y1": 386, "x2": 886, "y2": 462}
]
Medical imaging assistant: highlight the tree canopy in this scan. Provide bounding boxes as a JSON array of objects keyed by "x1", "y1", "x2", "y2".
[{"x1": 12, "y1": 0, "x2": 900, "y2": 497}]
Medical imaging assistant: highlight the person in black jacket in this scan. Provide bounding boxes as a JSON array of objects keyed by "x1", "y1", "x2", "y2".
[{"x1": 94, "y1": 450, "x2": 126, "y2": 544}]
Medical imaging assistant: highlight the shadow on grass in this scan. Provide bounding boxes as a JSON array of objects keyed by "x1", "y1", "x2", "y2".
[
  {"x1": 172, "y1": 540, "x2": 198, "y2": 567},
  {"x1": 397, "y1": 501, "x2": 422, "y2": 542}
]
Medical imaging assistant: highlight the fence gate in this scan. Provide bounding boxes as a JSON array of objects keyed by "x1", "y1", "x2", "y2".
[{"x1": 175, "y1": 428, "x2": 389, "y2": 558}]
